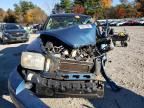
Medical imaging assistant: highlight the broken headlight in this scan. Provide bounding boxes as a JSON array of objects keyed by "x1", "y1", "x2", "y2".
[{"x1": 21, "y1": 52, "x2": 51, "y2": 71}]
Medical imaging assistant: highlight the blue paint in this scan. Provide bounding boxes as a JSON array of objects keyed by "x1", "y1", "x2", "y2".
[
  {"x1": 40, "y1": 24, "x2": 97, "y2": 48},
  {"x1": 16, "y1": 80, "x2": 25, "y2": 95},
  {"x1": 26, "y1": 38, "x2": 46, "y2": 53},
  {"x1": 8, "y1": 68, "x2": 49, "y2": 108}
]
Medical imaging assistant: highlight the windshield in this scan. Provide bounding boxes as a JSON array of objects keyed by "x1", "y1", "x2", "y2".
[
  {"x1": 4, "y1": 24, "x2": 23, "y2": 30},
  {"x1": 46, "y1": 15, "x2": 93, "y2": 30}
]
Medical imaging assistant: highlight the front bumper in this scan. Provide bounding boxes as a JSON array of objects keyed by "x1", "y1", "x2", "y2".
[
  {"x1": 4, "y1": 37, "x2": 28, "y2": 43},
  {"x1": 21, "y1": 69, "x2": 104, "y2": 98},
  {"x1": 8, "y1": 68, "x2": 49, "y2": 108},
  {"x1": 8, "y1": 67, "x2": 104, "y2": 107}
]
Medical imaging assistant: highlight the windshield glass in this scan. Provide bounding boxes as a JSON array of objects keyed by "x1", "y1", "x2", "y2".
[
  {"x1": 4, "y1": 24, "x2": 23, "y2": 30},
  {"x1": 46, "y1": 15, "x2": 93, "y2": 30}
]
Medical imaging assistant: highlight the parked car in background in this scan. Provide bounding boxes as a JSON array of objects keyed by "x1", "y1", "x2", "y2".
[
  {"x1": 124, "y1": 20, "x2": 141, "y2": 26},
  {"x1": 0, "y1": 23, "x2": 29, "y2": 44},
  {"x1": 110, "y1": 21, "x2": 119, "y2": 26},
  {"x1": 116, "y1": 21, "x2": 127, "y2": 26},
  {"x1": 138, "y1": 20, "x2": 144, "y2": 25},
  {"x1": 98, "y1": 21, "x2": 106, "y2": 26},
  {"x1": 30, "y1": 24, "x2": 42, "y2": 33}
]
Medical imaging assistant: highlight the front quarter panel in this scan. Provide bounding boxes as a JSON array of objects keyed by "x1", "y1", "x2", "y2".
[{"x1": 26, "y1": 38, "x2": 46, "y2": 54}]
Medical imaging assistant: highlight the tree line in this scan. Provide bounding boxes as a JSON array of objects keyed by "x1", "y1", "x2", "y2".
[
  {"x1": 0, "y1": 1, "x2": 47, "y2": 24},
  {"x1": 0, "y1": 0, "x2": 144, "y2": 24},
  {"x1": 53, "y1": 0, "x2": 144, "y2": 19}
]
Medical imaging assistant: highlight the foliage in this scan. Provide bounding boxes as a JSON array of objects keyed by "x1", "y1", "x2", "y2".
[
  {"x1": 24, "y1": 7, "x2": 47, "y2": 24},
  {"x1": 60, "y1": 0, "x2": 71, "y2": 13},
  {"x1": 52, "y1": 4, "x2": 65, "y2": 14},
  {"x1": 1, "y1": 1, "x2": 47, "y2": 24},
  {"x1": 74, "y1": 0, "x2": 85, "y2": 6},
  {"x1": 101, "y1": 0, "x2": 112, "y2": 8},
  {"x1": 71, "y1": 0, "x2": 144, "y2": 19},
  {"x1": 1, "y1": 0, "x2": 144, "y2": 24},
  {"x1": 14, "y1": 1, "x2": 36, "y2": 15},
  {"x1": 13, "y1": 1, "x2": 36, "y2": 23},
  {"x1": 55, "y1": 0, "x2": 113, "y2": 19},
  {"x1": 3, "y1": 9, "x2": 17, "y2": 23},
  {"x1": 84, "y1": 0, "x2": 103, "y2": 18},
  {"x1": 135, "y1": 0, "x2": 144, "y2": 17},
  {"x1": 0, "y1": 8, "x2": 6, "y2": 22},
  {"x1": 105, "y1": 7, "x2": 117, "y2": 19},
  {"x1": 73, "y1": 4, "x2": 85, "y2": 14}
]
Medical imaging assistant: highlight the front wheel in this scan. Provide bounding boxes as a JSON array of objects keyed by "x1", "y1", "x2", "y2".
[
  {"x1": 1, "y1": 37, "x2": 6, "y2": 44},
  {"x1": 123, "y1": 42, "x2": 128, "y2": 47}
]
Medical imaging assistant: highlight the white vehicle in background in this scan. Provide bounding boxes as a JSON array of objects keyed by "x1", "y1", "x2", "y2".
[
  {"x1": 139, "y1": 20, "x2": 144, "y2": 25},
  {"x1": 116, "y1": 21, "x2": 127, "y2": 26},
  {"x1": 110, "y1": 21, "x2": 119, "y2": 26}
]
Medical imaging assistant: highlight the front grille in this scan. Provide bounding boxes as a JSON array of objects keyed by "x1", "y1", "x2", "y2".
[
  {"x1": 11, "y1": 33, "x2": 24, "y2": 37},
  {"x1": 59, "y1": 59, "x2": 94, "y2": 73}
]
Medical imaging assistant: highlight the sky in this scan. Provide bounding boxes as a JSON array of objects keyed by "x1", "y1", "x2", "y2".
[
  {"x1": 0, "y1": 0, "x2": 60, "y2": 15},
  {"x1": 113, "y1": 0, "x2": 133, "y2": 6},
  {"x1": 0, "y1": 0, "x2": 134, "y2": 15}
]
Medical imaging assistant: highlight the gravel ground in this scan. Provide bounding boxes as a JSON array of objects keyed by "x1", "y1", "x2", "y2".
[{"x1": 0, "y1": 27, "x2": 144, "y2": 108}]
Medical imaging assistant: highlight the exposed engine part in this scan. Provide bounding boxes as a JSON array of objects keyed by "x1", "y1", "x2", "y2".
[
  {"x1": 59, "y1": 59, "x2": 94, "y2": 73},
  {"x1": 43, "y1": 41, "x2": 104, "y2": 75},
  {"x1": 45, "y1": 41, "x2": 100, "y2": 63}
]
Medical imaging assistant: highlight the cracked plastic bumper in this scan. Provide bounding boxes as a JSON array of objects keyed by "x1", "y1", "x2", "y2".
[{"x1": 8, "y1": 68, "x2": 49, "y2": 108}]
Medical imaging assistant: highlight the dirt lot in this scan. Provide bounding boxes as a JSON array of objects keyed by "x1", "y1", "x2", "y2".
[{"x1": 0, "y1": 26, "x2": 144, "y2": 108}]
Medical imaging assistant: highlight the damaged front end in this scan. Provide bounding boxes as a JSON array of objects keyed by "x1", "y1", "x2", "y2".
[
  {"x1": 18, "y1": 24, "x2": 105, "y2": 98},
  {"x1": 14, "y1": 14, "x2": 121, "y2": 100}
]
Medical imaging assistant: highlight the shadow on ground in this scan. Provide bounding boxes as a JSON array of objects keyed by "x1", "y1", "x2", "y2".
[
  {"x1": 0, "y1": 44, "x2": 28, "y2": 108},
  {"x1": 88, "y1": 86, "x2": 144, "y2": 108}
]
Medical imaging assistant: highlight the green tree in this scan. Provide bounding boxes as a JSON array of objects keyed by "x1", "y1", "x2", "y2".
[
  {"x1": 135, "y1": 0, "x2": 144, "y2": 17},
  {"x1": 13, "y1": 1, "x2": 47, "y2": 24},
  {"x1": 60, "y1": 0, "x2": 71, "y2": 13},
  {"x1": 84, "y1": 0, "x2": 104, "y2": 19},
  {"x1": 52, "y1": 4, "x2": 64, "y2": 14},
  {"x1": 14, "y1": 1, "x2": 36, "y2": 15},
  {"x1": 74, "y1": 0, "x2": 85, "y2": 6},
  {"x1": 4, "y1": 9, "x2": 17, "y2": 23},
  {"x1": 24, "y1": 7, "x2": 47, "y2": 24},
  {"x1": 14, "y1": 1, "x2": 36, "y2": 23},
  {"x1": 106, "y1": 7, "x2": 117, "y2": 19},
  {"x1": 73, "y1": 0, "x2": 112, "y2": 19}
]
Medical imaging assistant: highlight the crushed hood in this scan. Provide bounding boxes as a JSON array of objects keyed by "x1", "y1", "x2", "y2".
[{"x1": 40, "y1": 24, "x2": 97, "y2": 48}]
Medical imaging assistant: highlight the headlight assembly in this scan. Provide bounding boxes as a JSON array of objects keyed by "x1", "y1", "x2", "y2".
[{"x1": 21, "y1": 52, "x2": 51, "y2": 71}]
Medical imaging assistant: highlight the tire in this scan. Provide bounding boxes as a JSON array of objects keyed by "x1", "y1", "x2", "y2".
[
  {"x1": 121, "y1": 41, "x2": 124, "y2": 47},
  {"x1": 1, "y1": 37, "x2": 6, "y2": 44},
  {"x1": 113, "y1": 41, "x2": 116, "y2": 46},
  {"x1": 124, "y1": 42, "x2": 128, "y2": 47}
]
